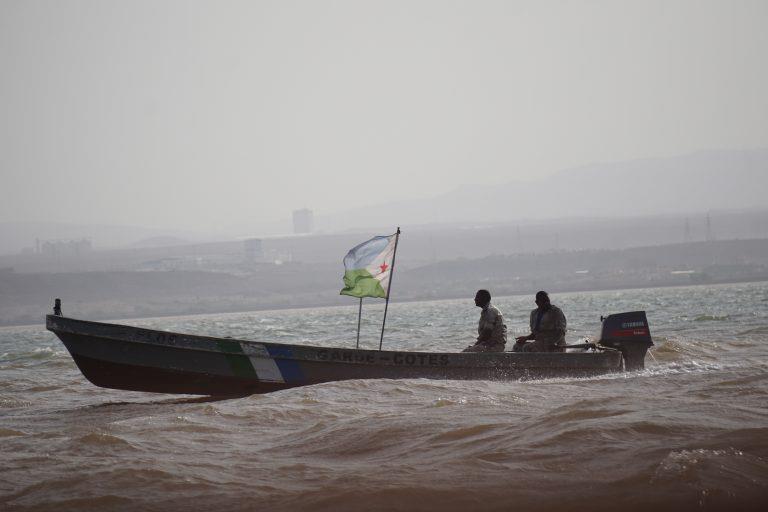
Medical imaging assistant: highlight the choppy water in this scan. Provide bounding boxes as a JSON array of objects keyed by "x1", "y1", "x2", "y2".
[{"x1": 2, "y1": 282, "x2": 768, "y2": 511}]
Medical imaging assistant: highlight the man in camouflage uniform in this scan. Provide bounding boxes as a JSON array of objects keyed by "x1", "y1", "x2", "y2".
[
  {"x1": 514, "y1": 291, "x2": 567, "y2": 352},
  {"x1": 463, "y1": 289, "x2": 507, "y2": 352}
]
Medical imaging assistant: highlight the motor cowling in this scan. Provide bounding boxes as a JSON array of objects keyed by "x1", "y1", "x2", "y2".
[{"x1": 598, "y1": 311, "x2": 653, "y2": 371}]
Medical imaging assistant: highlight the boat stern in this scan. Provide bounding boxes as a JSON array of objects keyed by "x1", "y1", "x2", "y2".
[{"x1": 598, "y1": 311, "x2": 653, "y2": 371}]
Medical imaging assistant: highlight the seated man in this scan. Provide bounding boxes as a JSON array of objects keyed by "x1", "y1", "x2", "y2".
[
  {"x1": 463, "y1": 289, "x2": 507, "y2": 352},
  {"x1": 514, "y1": 291, "x2": 566, "y2": 352}
]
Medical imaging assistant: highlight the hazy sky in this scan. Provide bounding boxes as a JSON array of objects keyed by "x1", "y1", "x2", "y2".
[{"x1": 1, "y1": 0, "x2": 767, "y2": 232}]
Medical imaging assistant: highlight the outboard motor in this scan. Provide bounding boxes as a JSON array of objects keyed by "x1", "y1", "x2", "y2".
[{"x1": 598, "y1": 311, "x2": 653, "y2": 371}]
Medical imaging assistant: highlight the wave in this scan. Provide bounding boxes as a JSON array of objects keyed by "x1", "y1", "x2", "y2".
[
  {"x1": 25, "y1": 385, "x2": 63, "y2": 392},
  {"x1": 737, "y1": 325, "x2": 768, "y2": 335},
  {"x1": 75, "y1": 431, "x2": 136, "y2": 450},
  {"x1": 0, "y1": 396, "x2": 32, "y2": 408},
  {"x1": 694, "y1": 314, "x2": 730, "y2": 322},
  {"x1": 0, "y1": 427, "x2": 26, "y2": 437},
  {"x1": 710, "y1": 373, "x2": 768, "y2": 388},
  {"x1": 431, "y1": 397, "x2": 468, "y2": 407},
  {"x1": 431, "y1": 423, "x2": 499, "y2": 442},
  {"x1": 162, "y1": 415, "x2": 227, "y2": 434},
  {"x1": 0, "y1": 346, "x2": 70, "y2": 368},
  {"x1": 652, "y1": 447, "x2": 766, "y2": 486}
]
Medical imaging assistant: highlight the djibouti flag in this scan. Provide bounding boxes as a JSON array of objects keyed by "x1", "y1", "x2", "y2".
[{"x1": 340, "y1": 234, "x2": 397, "y2": 299}]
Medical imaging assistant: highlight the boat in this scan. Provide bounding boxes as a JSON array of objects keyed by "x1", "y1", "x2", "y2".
[{"x1": 46, "y1": 309, "x2": 653, "y2": 396}]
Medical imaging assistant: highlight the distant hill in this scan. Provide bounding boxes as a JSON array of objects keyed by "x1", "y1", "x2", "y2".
[
  {"x1": 3, "y1": 149, "x2": 766, "y2": 254},
  {"x1": 0, "y1": 222, "x2": 223, "y2": 256},
  {"x1": 2, "y1": 238, "x2": 767, "y2": 326},
  {"x1": 131, "y1": 236, "x2": 192, "y2": 248},
  {"x1": 313, "y1": 148, "x2": 768, "y2": 231}
]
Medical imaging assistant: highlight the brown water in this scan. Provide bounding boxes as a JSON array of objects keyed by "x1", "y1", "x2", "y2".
[{"x1": 2, "y1": 283, "x2": 768, "y2": 511}]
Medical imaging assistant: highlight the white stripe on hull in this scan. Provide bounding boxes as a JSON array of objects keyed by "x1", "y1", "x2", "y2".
[{"x1": 241, "y1": 343, "x2": 285, "y2": 383}]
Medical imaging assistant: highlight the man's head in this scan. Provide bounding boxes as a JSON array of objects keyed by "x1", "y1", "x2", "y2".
[
  {"x1": 535, "y1": 291, "x2": 550, "y2": 308},
  {"x1": 475, "y1": 289, "x2": 491, "y2": 308}
]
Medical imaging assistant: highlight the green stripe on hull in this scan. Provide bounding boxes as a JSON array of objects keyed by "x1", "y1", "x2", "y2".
[
  {"x1": 216, "y1": 339, "x2": 243, "y2": 353},
  {"x1": 216, "y1": 340, "x2": 257, "y2": 378}
]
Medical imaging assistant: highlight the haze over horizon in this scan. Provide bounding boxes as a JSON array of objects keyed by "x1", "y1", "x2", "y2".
[
  {"x1": 4, "y1": 5, "x2": 768, "y2": 508},
  {"x1": 2, "y1": 0, "x2": 767, "y2": 233}
]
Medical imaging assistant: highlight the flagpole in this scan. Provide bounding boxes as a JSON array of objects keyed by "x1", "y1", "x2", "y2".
[
  {"x1": 356, "y1": 298, "x2": 363, "y2": 349},
  {"x1": 379, "y1": 227, "x2": 401, "y2": 351}
]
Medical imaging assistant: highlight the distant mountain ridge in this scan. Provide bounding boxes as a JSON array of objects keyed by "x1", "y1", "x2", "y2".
[
  {"x1": 0, "y1": 222, "x2": 222, "y2": 256},
  {"x1": 314, "y1": 148, "x2": 768, "y2": 231},
  {"x1": 2, "y1": 149, "x2": 766, "y2": 254}
]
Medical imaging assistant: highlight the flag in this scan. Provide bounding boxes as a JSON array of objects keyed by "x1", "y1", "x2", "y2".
[{"x1": 340, "y1": 234, "x2": 397, "y2": 298}]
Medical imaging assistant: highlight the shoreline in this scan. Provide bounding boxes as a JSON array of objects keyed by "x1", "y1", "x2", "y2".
[{"x1": 5, "y1": 276, "x2": 767, "y2": 330}]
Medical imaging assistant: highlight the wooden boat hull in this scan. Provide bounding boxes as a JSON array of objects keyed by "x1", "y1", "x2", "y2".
[{"x1": 47, "y1": 315, "x2": 625, "y2": 396}]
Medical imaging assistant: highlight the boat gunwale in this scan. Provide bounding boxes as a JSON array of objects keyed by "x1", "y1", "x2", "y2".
[{"x1": 46, "y1": 315, "x2": 623, "y2": 370}]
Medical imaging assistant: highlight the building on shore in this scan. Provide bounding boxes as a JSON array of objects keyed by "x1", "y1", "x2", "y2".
[
  {"x1": 243, "y1": 238, "x2": 264, "y2": 262},
  {"x1": 37, "y1": 238, "x2": 92, "y2": 257}
]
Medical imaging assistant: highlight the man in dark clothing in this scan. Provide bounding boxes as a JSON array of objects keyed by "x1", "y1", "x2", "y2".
[
  {"x1": 514, "y1": 291, "x2": 566, "y2": 352},
  {"x1": 463, "y1": 289, "x2": 507, "y2": 352}
]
